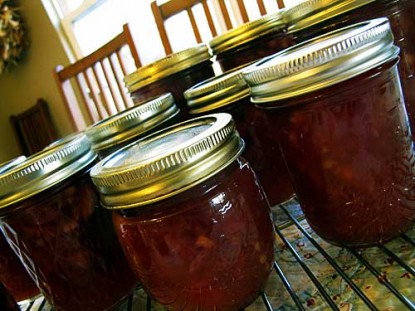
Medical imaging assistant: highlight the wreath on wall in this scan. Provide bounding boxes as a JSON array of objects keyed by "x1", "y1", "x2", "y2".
[{"x1": 0, "y1": 0, "x2": 28, "y2": 74}]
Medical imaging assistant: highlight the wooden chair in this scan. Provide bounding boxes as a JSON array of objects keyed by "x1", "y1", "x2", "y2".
[
  {"x1": 54, "y1": 24, "x2": 142, "y2": 131},
  {"x1": 10, "y1": 99, "x2": 58, "y2": 156},
  {"x1": 237, "y1": 0, "x2": 285, "y2": 23},
  {"x1": 151, "y1": 0, "x2": 285, "y2": 55}
]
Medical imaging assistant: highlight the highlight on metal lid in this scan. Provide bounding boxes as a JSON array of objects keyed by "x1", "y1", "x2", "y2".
[
  {"x1": 209, "y1": 10, "x2": 286, "y2": 54},
  {"x1": 184, "y1": 66, "x2": 251, "y2": 114},
  {"x1": 85, "y1": 93, "x2": 179, "y2": 153},
  {"x1": 0, "y1": 133, "x2": 96, "y2": 209},
  {"x1": 284, "y1": 0, "x2": 374, "y2": 32},
  {"x1": 0, "y1": 156, "x2": 26, "y2": 175},
  {"x1": 243, "y1": 18, "x2": 398, "y2": 104},
  {"x1": 124, "y1": 44, "x2": 212, "y2": 92},
  {"x1": 90, "y1": 113, "x2": 244, "y2": 209}
]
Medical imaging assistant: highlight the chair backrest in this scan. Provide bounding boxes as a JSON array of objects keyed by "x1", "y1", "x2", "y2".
[
  {"x1": 151, "y1": 0, "x2": 285, "y2": 56},
  {"x1": 10, "y1": 99, "x2": 58, "y2": 156},
  {"x1": 237, "y1": 0, "x2": 285, "y2": 22},
  {"x1": 54, "y1": 24, "x2": 142, "y2": 131}
]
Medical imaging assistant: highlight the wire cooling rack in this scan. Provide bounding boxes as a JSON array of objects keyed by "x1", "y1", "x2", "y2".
[{"x1": 19, "y1": 198, "x2": 415, "y2": 310}]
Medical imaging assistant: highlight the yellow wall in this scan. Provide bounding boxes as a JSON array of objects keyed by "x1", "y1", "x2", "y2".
[{"x1": 0, "y1": 1, "x2": 72, "y2": 163}]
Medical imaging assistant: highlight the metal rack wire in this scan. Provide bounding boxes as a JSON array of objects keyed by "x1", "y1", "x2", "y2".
[{"x1": 19, "y1": 199, "x2": 415, "y2": 310}]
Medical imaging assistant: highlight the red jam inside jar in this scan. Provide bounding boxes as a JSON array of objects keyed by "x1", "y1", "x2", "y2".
[
  {"x1": 125, "y1": 45, "x2": 215, "y2": 120},
  {"x1": 185, "y1": 69, "x2": 294, "y2": 205},
  {"x1": 0, "y1": 135, "x2": 138, "y2": 311},
  {"x1": 91, "y1": 113, "x2": 275, "y2": 310},
  {"x1": 244, "y1": 19, "x2": 415, "y2": 247},
  {"x1": 0, "y1": 156, "x2": 40, "y2": 302},
  {"x1": 0, "y1": 233, "x2": 39, "y2": 302},
  {"x1": 85, "y1": 93, "x2": 180, "y2": 159},
  {"x1": 209, "y1": 12, "x2": 295, "y2": 72},
  {"x1": 285, "y1": 0, "x2": 415, "y2": 140}
]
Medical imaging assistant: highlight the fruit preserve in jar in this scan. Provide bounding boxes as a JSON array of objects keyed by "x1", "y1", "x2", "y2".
[
  {"x1": 85, "y1": 93, "x2": 180, "y2": 159},
  {"x1": 209, "y1": 11, "x2": 294, "y2": 72},
  {"x1": 243, "y1": 18, "x2": 415, "y2": 247},
  {"x1": 285, "y1": 0, "x2": 415, "y2": 140},
  {"x1": 90, "y1": 113, "x2": 275, "y2": 310},
  {"x1": 184, "y1": 66, "x2": 294, "y2": 205},
  {"x1": 124, "y1": 44, "x2": 215, "y2": 120},
  {"x1": 0, "y1": 156, "x2": 40, "y2": 302},
  {"x1": 0, "y1": 134, "x2": 138, "y2": 311}
]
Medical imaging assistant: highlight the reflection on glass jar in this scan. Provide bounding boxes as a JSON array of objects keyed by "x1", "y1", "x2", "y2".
[
  {"x1": 0, "y1": 134, "x2": 138, "y2": 311},
  {"x1": 285, "y1": 0, "x2": 415, "y2": 140},
  {"x1": 244, "y1": 18, "x2": 415, "y2": 247},
  {"x1": 185, "y1": 66, "x2": 294, "y2": 205},
  {"x1": 91, "y1": 113, "x2": 275, "y2": 310},
  {"x1": 0, "y1": 156, "x2": 39, "y2": 302},
  {"x1": 124, "y1": 44, "x2": 215, "y2": 120}
]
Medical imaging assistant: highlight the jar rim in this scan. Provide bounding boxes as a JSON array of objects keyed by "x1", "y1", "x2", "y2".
[
  {"x1": 90, "y1": 113, "x2": 244, "y2": 209},
  {"x1": 243, "y1": 18, "x2": 399, "y2": 104},
  {"x1": 209, "y1": 11, "x2": 286, "y2": 54},
  {"x1": 284, "y1": 0, "x2": 376, "y2": 33},
  {"x1": 185, "y1": 66, "x2": 251, "y2": 114},
  {"x1": 0, "y1": 133, "x2": 96, "y2": 210},
  {"x1": 85, "y1": 93, "x2": 180, "y2": 152},
  {"x1": 124, "y1": 44, "x2": 212, "y2": 92}
]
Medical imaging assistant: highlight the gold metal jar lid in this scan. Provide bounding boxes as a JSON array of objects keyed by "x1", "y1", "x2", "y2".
[
  {"x1": 284, "y1": 0, "x2": 375, "y2": 33},
  {"x1": 0, "y1": 133, "x2": 96, "y2": 209},
  {"x1": 0, "y1": 156, "x2": 26, "y2": 175},
  {"x1": 243, "y1": 18, "x2": 399, "y2": 105},
  {"x1": 184, "y1": 66, "x2": 250, "y2": 114},
  {"x1": 85, "y1": 93, "x2": 179, "y2": 153},
  {"x1": 124, "y1": 44, "x2": 212, "y2": 93},
  {"x1": 90, "y1": 113, "x2": 244, "y2": 209},
  {"x1": 209, "y1": 11, "x2": 286, "y2": 55}
]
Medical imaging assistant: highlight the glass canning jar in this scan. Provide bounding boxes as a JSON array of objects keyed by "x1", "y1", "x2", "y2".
[
  {"x1": 85, "y1": 93, "x2": 180, "y2": 159},
  {"x1": 284, "y1": 0, "x2": 415, "y2": 140},
  {"x1": 243, "y1": 18, "x2": 415, "y2": 247},
  {"x1": 124, "y1": 44, "x2": 215, "y2": 120},
  {"x1": 0, "y1": 156, "x2": 40, "y2": 303},
  {"x1": 209, "y1": 11, "x2": 294, "y2": 72},
  {"x1": 90, "y1": 113, "x2": 275, "y2": 310},
  {"x1": 0, "y1": 134, "x2": 138, "y2": 311},
  {"x1": 184, "y1": 67, "x2": 294, "y2": 205}
]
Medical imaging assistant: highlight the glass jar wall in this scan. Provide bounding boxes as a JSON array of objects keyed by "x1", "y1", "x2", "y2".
[
  {"x1": 209, "y1": 11, "x2": 294, "y2": 72},
  {"x1": 90, "y1": 113, "x2": 275, "y2": 310},
  {"x1": 243, "y1": 19, "x2": 415, "y2": 247},
  {"x1": 0, "y1": 156, "x2": 40, "y2": 303},
  {"x1": 285, "y1": 0, "x2": 415, "y2": 140},
  {"x1": 184, "y1": 67, "x2": 294, "y2": 205},
  {"x1": 125, "y1": 45, "x2": 215, "y2": 120},
  {"x1": 0, "y1": 134, "x2": 138, "y2": 311}
]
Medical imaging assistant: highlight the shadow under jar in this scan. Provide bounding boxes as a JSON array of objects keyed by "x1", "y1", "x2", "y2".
[
  {"x1": 0, "y1": 134, "x2": 138, "y2": 311},
  {"x1": 184, "y1": 66, "x2": 294, "y2": 206},
  {"x1": 243, "y1": 18, "x2": 415, "y2": 248},
  {"x1": 90, "y1": 113, "x2": 275, "y2": 310},
  {"x1": 209, "y1": 11, "x2": 294, "y2": 73},
  {"x1": 85, "y1": 93, "x2": 180, "y2": 159},
  {"x1": 284, "y1": 0, "x2": 415, "y2": 141},
  {"x1": 0, "y1": 282, "x2": 19, "y2": 311},
  {"x1": 0, "y1": 156, "x2": 40, "y2": 303},
  {"x1": 124, "y1": 44, "x2": 215, "y2": 120}
]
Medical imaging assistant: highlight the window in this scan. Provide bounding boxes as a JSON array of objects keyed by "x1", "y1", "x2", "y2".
[{"x1": 43, "y1": 0, "x2": 302, "y2": 65}]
